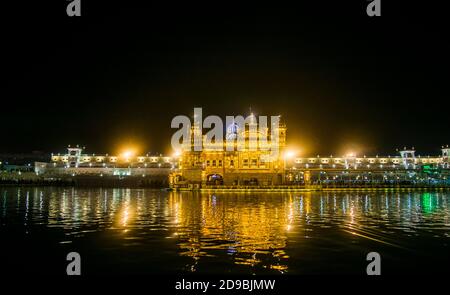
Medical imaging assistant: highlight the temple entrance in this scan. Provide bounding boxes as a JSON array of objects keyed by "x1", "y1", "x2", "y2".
[{"x1": 206, "y1": 174, "x2": 224, "y2": 185}]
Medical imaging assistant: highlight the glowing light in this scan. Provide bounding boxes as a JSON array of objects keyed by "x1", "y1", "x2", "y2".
[
  {"x1": 284, "y1": 150, "x2": 297, "y2": 159},
  {"x1": 122, "y1": 150, "x2": 134, "y2": 159},
  {"x1": 172, "y1": 150, "x2": 182, "y2": 158}
]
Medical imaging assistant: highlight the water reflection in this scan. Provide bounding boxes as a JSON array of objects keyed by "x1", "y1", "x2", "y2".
[
  {"x1": 168, "y1": 193, "x2": 292, "y2": 272},
  {"x1": 0, "y1": 187, "x2": 449, "y2": 274}
]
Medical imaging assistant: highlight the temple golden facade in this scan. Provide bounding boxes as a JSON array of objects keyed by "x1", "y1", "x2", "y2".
[{"x1": 169, "y1": 114, "x2": 287, "y2": 188}]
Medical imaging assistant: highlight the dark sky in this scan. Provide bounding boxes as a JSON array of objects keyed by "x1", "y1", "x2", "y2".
[{"x1": 2, "y1": 1, "x2": 449, "y2": 157}]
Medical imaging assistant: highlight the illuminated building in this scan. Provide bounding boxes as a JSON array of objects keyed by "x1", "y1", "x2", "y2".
[
  {"x1": 284, "y1": 146, "x2": 450, "y2": 186},
  {"x1": 34, "y1": 145, "x2": 174, "y2": 177},
  {"x1": 169, "y1": 114, "x2": 288, "y2": 187},
  {"x1": 32, "y1": 130, "x2": 449, "y2": 188}
]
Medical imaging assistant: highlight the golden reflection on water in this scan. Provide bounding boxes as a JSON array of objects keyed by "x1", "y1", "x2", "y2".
[
  {"x1": 167, "y1": 193, "x2": 292, "y2": 271},
  {"x1": 1, "y1": 188, "x2": 450, "y2": 273}
]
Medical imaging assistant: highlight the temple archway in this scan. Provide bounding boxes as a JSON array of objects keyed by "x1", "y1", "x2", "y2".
[{"x1": 206, "y1": 174, "x2": 224, "y2": 185}]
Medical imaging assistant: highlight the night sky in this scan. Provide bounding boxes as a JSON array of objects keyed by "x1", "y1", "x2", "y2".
[{"x1": 2, "y1": 1, "x2": 449, "y2": 157}]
